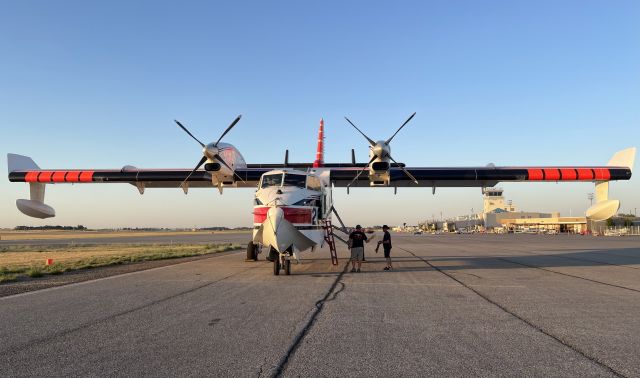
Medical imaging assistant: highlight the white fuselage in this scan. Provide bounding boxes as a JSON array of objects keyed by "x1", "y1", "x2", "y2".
[{"x1": 252, "y1": 169, "x2": 332, "y2": 253}]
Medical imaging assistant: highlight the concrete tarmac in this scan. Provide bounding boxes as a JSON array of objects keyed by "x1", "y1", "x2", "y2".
[{"x1": 1, "y1": 234, "x2": 639, "y2": 377}]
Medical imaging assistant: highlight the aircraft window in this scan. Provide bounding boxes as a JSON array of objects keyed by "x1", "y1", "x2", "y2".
[
  {"x1": 283, "y1": 174, "x2": 307, "y2": 188},
  {"x1": 307, "y1": 176, "x2": 321, "y2": 191},
  {"x1": 261, "y1": 173, "x2": 283, "y2": 188}
]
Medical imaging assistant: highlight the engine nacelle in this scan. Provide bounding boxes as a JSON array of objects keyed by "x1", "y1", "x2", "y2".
[{"x1": 368, "y1": 160, "x2": 390, "y2": 186}]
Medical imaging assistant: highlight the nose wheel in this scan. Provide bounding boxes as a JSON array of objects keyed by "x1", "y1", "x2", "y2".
[{"x1": 270, "y1": 247, "x2": 292, "y2": 276}]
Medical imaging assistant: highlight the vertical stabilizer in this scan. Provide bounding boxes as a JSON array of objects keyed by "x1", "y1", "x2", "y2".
[{"x1": 313, "y1": 118, "x2": 325, "y2": 168}]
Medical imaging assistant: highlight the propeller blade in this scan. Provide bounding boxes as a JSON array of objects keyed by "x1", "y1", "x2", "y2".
[
  {"x1": 388, "y1": 155, "x2": 418, "y2": 184},
  {"x1": 175, "y1": 120, "x2": 205, "y2": 148},
  {"x1": 214, "y1": 154, "x2": 246, "y2": 183},
  {"x1": 344, "y1": 117, "x2": 376, "y2": 146},
  {"x1": 386, "y1": 112, "x2": 416, "y2": 144},
  {"x1": 214, "y1": 115, "x2": 242, "y2": 147},
  {"x1": 180, "y1": 156, "x2": 208, "y2": 188},
  {"x1": 347, "y1": 155, "x2": 377, "y2": 188}
]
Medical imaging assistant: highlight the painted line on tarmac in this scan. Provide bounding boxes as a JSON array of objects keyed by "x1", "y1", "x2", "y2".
[
  {"x1": 399, "y1": 246, "x2": 627, "y2": 378},
  {"x1": 0, "y1": 249, "x2": 243, "y2": 301}
]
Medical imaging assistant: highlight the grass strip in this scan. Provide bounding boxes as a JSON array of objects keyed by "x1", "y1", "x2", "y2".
[{"x1": 0, "y1": 243, "x2": 240, "y2": 283}]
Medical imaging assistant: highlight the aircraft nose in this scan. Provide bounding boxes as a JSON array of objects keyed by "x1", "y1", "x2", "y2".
[{"x1": 267, "y1": 207, "x2": 285, "y2": 235}]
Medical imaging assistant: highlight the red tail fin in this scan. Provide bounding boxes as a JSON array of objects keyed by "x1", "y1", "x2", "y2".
[{"x1": 313, "y1": 118, "x2": 325, "y2": 168}]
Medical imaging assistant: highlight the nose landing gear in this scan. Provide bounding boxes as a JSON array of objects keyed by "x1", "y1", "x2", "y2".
[{"x1": 269, "y1": 247, "x2": 292, "y2": 276}]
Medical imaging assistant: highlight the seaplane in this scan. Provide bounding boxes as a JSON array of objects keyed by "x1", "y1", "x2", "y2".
[{"x1": 7, "y1": 114, "x2": 636, "y2": 275}]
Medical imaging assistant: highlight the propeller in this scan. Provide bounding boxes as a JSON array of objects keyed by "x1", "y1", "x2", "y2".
[
  {"x1": 175, "y1": 115, "x2": 246, "y2": 187},
  {"x1": 344, "y1": 112, "x2": 418, "y2": 187}
]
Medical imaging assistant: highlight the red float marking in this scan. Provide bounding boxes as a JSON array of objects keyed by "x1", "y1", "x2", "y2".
[
  {"x1": 52, "y1": 171, "x2": 66, "y2": 182},
  {"x1": 560, "y1": 168, "x2": 577, "y2": 180},
  {"x1": 79, "y1": 171, "x2": 94, "y2": 182},
  {"x1": 593, "y1": 168, "x2": 611, "y2": 181},
  {"x1": 577, "y1": 168, "x2": 594, "y2": 180},
  {"x1": 25, "y1": 171, "x2": 39, "y2": 182},
  {"x1": 543, "y1": 168, "x2": 560, "y2": 181},
  {"x1": 38, "y1": 171, "x2": 53, "y2": 182},
  {"x1": 253, "y1": 207, "x2": 268, "y2": 224},
  {"x1": 66, "y1": 171, "x2": 81, "y2": 182},
  {"x1": 283, "y1": 207, "x2": 312, "y2": 224},
  {"x1": 527, "y1": 168, "x2": 544, "y2": 180}
]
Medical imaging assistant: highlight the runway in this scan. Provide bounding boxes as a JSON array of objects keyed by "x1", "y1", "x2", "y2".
[{"x1": 1, "y1": 234, "x2": 640, "y2": 377}]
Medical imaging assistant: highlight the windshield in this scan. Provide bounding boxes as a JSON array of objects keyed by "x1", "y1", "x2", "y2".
[
  {"x1": 283, "y1": 174, "x2": 307, "y2": 188},
  {"x1": 261, "y1": 173, "x2": 283, "y2": 188}
]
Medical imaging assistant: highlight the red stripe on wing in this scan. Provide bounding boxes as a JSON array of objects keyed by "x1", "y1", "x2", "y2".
[
  {"x1": 66, "y1": 171, "x2": 81, "y2": 182},
  {"x1": 528, "y1": 169, "x2": 544, "y2": 180},
  {"x1": 52, "y1": 171, "x2": 66, "y2": 183},
  {"x1": 593, "y1": 168, "x2": 611, "y2": 180},
  {"x1": 560, "y1": 168, "x2": 577, "y2": 180},
  {"x1": 38, "y1": 171, "x2": 53, "y2": 182},
  {"x1": 25, "y1": 171, "x2": 39, "y2": 182},
  {"x1": 543, "y1": 168, "x2": 560, "y2": 181},
  {"x1": 79, "y1": 171, "x2": 94, "y2": 182},
  {"x1": 577, "y1": 168, "x2": 594, "y2": 180}
]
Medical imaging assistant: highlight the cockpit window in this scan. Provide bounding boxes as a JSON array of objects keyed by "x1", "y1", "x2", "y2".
[
  {"x1": 283, "y1": 174, "x2": 307, "y2": 188},
  {"x1": 261, "y1": 173, "x2": 283, "y2": 188},
  {"x1": 307, "y1": 175, "x2": 321, "y2": 191}
]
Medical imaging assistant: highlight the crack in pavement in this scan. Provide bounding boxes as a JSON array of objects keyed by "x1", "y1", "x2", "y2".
[{"x1": 269, "y1": 261, "x2": 349, "y2": 378}]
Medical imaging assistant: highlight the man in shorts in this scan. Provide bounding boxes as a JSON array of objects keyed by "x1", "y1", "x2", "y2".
[
  {"x1": 378, "y1": 225, "x2": 393, "y2": 270},
  {"x1": 349, "y1": 225, "x2": 368, "y2": 272}
]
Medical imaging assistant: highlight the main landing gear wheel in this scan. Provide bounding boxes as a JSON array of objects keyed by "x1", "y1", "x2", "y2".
[
  {"x1": 273, "y1": 257, "x2": 280, "y2": 276},
  {"x1": 283, "y1": 258, "x2": 291, "y2": 275},
  {"x1": 246, "y1": 241, "x2": 258, "y2": 261}
]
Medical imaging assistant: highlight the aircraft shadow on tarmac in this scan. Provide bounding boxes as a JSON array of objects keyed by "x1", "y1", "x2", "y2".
[{"x1": 290, "y1": 248, "x2": 640, "y2": 276}]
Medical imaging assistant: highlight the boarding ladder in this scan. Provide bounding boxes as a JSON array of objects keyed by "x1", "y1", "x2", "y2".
[{"x1": 322, "y1": 219, "x2": 339, "y2": 266}]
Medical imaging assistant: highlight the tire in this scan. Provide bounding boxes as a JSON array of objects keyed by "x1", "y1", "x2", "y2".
[
  {"x1": 246, "y1": 241, "x2": 257, "y2": 261},
  {"x1": 273, "y1": 258, "x2": 280, "y2": 276},
  {"x1": 267, "y1": 247, "x2": 278, "y2": 262},
  {"x1": 283, "y1": 258, "x2": 291, "y2": 275}
]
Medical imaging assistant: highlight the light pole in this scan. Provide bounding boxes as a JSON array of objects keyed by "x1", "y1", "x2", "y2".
[{"x1": 588, "y1": 193, "x2": 594, "y2": 206}]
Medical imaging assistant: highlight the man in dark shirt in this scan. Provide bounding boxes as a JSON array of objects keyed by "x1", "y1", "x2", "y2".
[
  {"x1": 378, "y1": 225, "x2": 393, "y2": 270},
  {"x1": 348, "y1": 225, "x2": 368, "y2": 272}
]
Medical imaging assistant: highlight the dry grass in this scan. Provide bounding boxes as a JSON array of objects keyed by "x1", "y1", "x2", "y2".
[
  {"x1": 0, "y1": 243, "x2": 240, "y2": 283},
  {"x1": 0, "y1": 230, "x2": 248, "y2": 241}
]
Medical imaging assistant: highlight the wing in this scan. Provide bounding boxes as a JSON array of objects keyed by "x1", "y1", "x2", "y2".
[
  {"x1": 7, "y1": 167, "x2": 271, "y2": 188},
  {"x1": 330, "y1": 166, "x2": 633, "y2": 187}
]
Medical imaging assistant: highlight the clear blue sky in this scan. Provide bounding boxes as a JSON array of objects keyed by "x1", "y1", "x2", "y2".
[{"x1": 1, "y1": 1, "x2": 638, "y2": 228}]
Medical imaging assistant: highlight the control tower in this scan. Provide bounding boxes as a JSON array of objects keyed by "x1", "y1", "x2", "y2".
[{"x1": 483, "y1": 188, "x2": 516, "y2": 214}]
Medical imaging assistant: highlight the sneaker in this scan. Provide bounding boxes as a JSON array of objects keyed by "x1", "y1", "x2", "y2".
[
  {"x1": 350, "y1": 268, "x2": 356, "y2": 273},
  {"x1": 356, "y1": 268, "x2": 361, "y2": 273}
]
